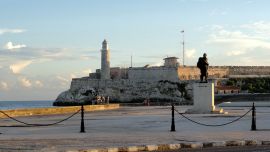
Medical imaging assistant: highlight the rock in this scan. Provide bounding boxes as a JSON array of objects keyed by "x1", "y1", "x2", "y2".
[
  {"x1": 55, "y1": 90, "x2": 74, "y2": 102},
  {"x1": 54, "y1": 87, "x2": 98, "y2": 106},
  {"x1": 54, "y1": 79, "x2": 192, "y2": 106}
]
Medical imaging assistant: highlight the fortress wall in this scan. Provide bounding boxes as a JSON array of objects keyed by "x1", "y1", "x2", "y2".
[
  {"x1": 177, "y1": 66, "x2": 270, "y2": 80},
  {"x1": 70, "y1": 78, "x2": 100, "y2": 91},
  {"x1": 228, "y1": 66, "x2": 270, "y2": 75},
  {"x1": 208, "y1": 66, "x2": 229, "y2": 78},
  {"x1": 177, "y1": 66, "x2": 200, "y2": 80},
  {"x1": 70, "y1": 78, "x2": 154, "y2": 91},
  {"x1": 70, "y1": 66, "x2": 270, "y2": 92},
  {"x1": 128, "y1": 67, "x2": 179, "y2": 81},
  {"x1": 177, "y1": 66, "x2": 229, "y2": 80}
]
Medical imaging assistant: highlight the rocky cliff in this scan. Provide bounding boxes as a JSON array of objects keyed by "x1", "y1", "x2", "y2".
[{"x1": 54, "y1": 79, "x2": 192, "y2": 106}]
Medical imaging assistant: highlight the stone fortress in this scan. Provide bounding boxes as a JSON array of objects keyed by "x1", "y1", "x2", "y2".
[{"x1": 55, "y1": 40, "x2": 270, "y2": 105}]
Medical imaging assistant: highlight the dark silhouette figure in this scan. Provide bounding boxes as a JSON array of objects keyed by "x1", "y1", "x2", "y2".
[{"x1": 197, "y1": 53, "x2": 209, "y2": 83}]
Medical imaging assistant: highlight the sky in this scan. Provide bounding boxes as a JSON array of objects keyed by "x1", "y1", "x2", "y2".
[{"x1": 1, "y1": 0, "x2": 270, "y2": 101}]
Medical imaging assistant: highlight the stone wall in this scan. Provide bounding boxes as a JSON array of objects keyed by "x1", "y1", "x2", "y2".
[
  {"x1": 128, "y1": 67, "x2": 179, "y2": 81},
  {"x1": 69, "y1": 78, "x2": 189, "y2": 103},
  {"x1": 88, "y1": 66, "x2": 270, "y2": 82},
  {"x1": 0, "y1": 104, "x2": 120, "y2": 118},
  {"x1": 177, "y1": 66, "x2": 229, "y2": 80},
  {"x1": 228, "y1": 66, "x2": 270, "y2": 75}
]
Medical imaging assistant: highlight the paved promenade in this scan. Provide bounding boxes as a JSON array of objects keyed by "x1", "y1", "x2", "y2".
[{"x1": 0, "y1": 106, "x2": 270, "y2": 151}]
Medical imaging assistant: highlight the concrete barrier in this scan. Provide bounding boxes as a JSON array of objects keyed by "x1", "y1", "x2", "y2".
[
  {"x1": 0, "y1": 104, "x2": 120, "y2": 118},
  {"x1": 225, "y1": 140, "x2": 245, "y2": 146},
  {"x1": 66, "y1": 140, "x2": 270, "y2": 152}
]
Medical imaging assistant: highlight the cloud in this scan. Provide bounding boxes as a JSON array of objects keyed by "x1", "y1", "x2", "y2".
[
  {"x1": 80, "y1": 55, "x2": 99, "y2": 60},
  {"x1": 56, "y1": 75, "x2": 70, "y2": 86},
  {"x1": 70, "y1": 74, "x2": 77, "y2": 79},
  {"x1": 4, "y1": 41, "x2": 27, "y2": 50},
  {"x1": 241, "y1": 21, "x2": 270, "y2": 39},
  {"x1": 204, "y1": 22, "x2": 270, "y2": 65},
  {"x1": 9, "y1": 60, "x2": 32, "y2": 74},
  {"x1": 82, "y1": 69, "x2": 92, "y2": 75},
  {"x1": 0, "y1": 47, "x2": 82, "y2": 62},
  {"x1": 226, "y1": 50, "x2": 245, "y2": 56},
  {"x1": 207, "y1": 23, "x2": 270, "y2": 57},
  {"x1": 34, "y1": 80, "x2": 43, "y2": 88},
  {"x1": 139, "y1": 55, "x2": 164, "y2": 59},
  {"x1": 149, "y1": 60, "x2": 163, "y2": 67},
  {"x1": 19, "y1": 77, "x2": 32, "y2": 88},
  {"x1": 186, "y1": 49, "x2": 196, "y2": 59},
  {"x1": 0, "y1": 81, "x2": 8, "y2": 90},
  {"x1": 0, "y1": 28, "x2": 26, "y2": 35}
]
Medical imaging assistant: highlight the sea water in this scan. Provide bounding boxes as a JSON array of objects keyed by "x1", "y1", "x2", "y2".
[{"x1": 0, "y1": 100, "x2": 54, "y2": 110}]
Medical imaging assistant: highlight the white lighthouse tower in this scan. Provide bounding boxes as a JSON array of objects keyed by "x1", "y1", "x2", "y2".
[{"x1": 100, "y1": 39, "x2": 110, "y2": 79}]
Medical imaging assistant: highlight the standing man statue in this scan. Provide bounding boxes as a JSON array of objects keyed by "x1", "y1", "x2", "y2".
[{"x1": 197, "y1": 53, "x2": 209, "y2": 83}]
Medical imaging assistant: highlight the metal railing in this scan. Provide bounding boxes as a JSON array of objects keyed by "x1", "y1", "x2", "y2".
[
  {"x1": 170, "y1": 103, "x2": 257, "y2": 132},
  {"x1": 0, "y1": 105, "x2": 86, "y2": 133}
]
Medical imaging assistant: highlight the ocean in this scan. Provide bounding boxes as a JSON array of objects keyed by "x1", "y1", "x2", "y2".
[
  {"x1": 1, "y1": 100, "x2": 270, "y2": 110},
  {"x1": 0, "y1": 100, "x2": 54, "y2": 110}
]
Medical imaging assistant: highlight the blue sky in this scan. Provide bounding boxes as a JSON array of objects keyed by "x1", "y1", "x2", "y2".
[{"x1": 1, "y1": 0, "x2": 270, "y2": 100}]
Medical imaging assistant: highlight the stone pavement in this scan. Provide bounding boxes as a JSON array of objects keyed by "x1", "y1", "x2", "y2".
[{"x1": 0, "y1": 106, "x2": 270, "y2": 151}]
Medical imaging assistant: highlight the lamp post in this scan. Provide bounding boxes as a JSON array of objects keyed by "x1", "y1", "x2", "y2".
[{"x1": 181, "y1": 30, "x2": 185, "y2": 66}]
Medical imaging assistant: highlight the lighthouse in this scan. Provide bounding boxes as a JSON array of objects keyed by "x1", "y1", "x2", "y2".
[{"x1": 100, "y1": 39, "x2": 110, "y2": 79}]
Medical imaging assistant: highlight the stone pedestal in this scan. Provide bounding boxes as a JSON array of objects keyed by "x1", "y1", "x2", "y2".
[{"x1": 186, "y1": 83, "x2": 223, "y2": 114}]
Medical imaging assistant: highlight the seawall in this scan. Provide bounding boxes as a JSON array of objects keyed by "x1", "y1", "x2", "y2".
[
  {"x1": 215, "y1": 93, "x2": 270, "y2": 104},
  {"x1": 0, "y1": 104, "x2": 120, "y2": 118}
]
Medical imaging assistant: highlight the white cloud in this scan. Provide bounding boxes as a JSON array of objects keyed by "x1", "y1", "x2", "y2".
[
  {"x1": 19, "y1": 77, "x2": 32, "y2": 88},
  {"x1": 42, "y1": 51, "x2": 65, "y2": 58},
  {"x1": 186, "y1": 49, "x2": 196, "y2": 59},
  {"x1": 56, "y1": 75, "x2": 70, "y2": 86},
  {"x1": 207, "y1": 23, "x2": 270, "y2": 57},
  {"x1": 0, "y1": 28, "x2": 26, "y2": 35},
  {"x1": 4, "y1": 41, "x2": 27, "y2": 50},
  {"x1": 148, "y1": 60, "x2": 163, "y2": 67},
  {"x1": 56, "y1": 75, "x2": 69, "y2": 82},
  {"x1": 0, "y1": 81, "x2": 8, "y2": 90},
  {"x1": 70, "y1": 74, "x2": 77, "y2": 79},
  {"x1": 241, "y1": 21, "x2": 270, "y2": 39},
  {"x1": 9, "y1": 60, "x2": 32, "y2": 74},
  {"x1": 82, "y1": 69, "x2": 92, "y2": 75},
  {"x1": 35, "y1": 80, "x2": 43, "y2": 87},
  {"x1": 80, "y1": 55, "x2": 91, "y2": 60},
  {"x1": 226, "y1": 50, "x2": 245, "y2": 56}
]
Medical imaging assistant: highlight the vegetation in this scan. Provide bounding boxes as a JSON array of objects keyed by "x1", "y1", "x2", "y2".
[{"x1": 227, "y1": 78, "x2": 270, "y2": 93}]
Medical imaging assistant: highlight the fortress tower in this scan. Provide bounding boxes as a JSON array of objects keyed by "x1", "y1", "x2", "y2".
[{"x1": 100, "y1": 39, "x2": 110, "y2": 79}]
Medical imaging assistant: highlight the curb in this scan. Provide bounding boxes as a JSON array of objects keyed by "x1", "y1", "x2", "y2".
[{"x1": 67, "y1": 140, "x2": 270, "y2": 152}]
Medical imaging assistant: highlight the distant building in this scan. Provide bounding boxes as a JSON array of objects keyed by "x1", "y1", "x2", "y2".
[
  {"x1": 56, "y1": 40, "x2": 270, "y2": 103},
  {"x1": 100, "y1": 39, "x2": 110, "y2": 79},
  {"x1": 164, "y1": 57, "x2": 179, "y2": 67},
  {"x1": 215, "y1": 86, "x2": 240, "y2": 94},
  {"x1": 88, "y1": 40, "x2": 270, "y2": 82}
]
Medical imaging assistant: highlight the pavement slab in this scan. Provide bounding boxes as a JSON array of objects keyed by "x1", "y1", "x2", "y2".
[{"x1": 0, "y1": 106, "x2": 270, "y2": 151}]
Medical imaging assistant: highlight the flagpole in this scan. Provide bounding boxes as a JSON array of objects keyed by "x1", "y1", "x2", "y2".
[
  {"x1": 182, "y1": 30, "x2": 185, "y2": 66},
  {"x1": 131, "y1": 53, "x2": 133, "y2": 68}
]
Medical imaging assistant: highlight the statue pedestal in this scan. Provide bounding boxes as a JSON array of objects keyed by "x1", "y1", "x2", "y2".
[{"x1": 186, "y1": 83, "x2": 223, "y2": 114}]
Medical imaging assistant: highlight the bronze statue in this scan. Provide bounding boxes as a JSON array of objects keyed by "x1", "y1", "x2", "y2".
[{"x1": 197, "y1": 53, "x2": 209, "y2": 83}]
